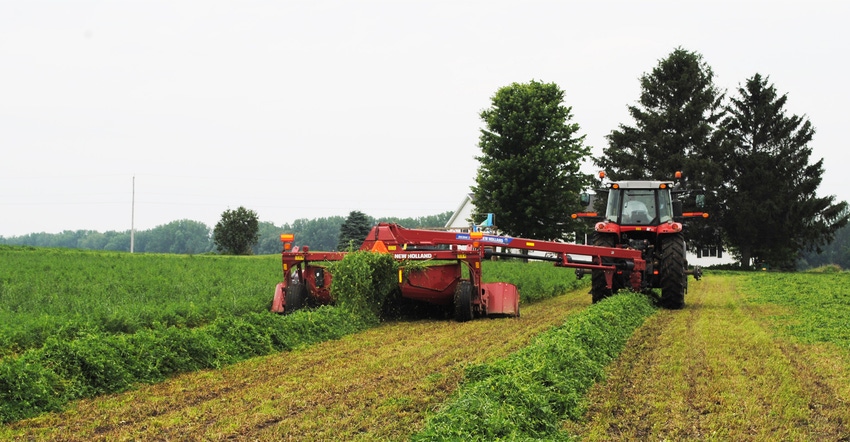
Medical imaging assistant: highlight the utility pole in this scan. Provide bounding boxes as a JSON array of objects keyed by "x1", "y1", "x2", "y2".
[{"x1": 131, "y1": 175, "x2": 135, "y2": 253}]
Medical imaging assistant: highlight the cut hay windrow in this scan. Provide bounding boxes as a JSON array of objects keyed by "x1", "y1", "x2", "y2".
[
  {"x1": 0, "y1": 306, "x2": 371, "y2": 423},
  {"x1": 411, "y1": 291, "x2": 657, "y2": 441}
]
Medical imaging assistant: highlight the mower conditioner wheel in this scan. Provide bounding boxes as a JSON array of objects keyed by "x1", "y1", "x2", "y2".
[
  {"x1": 591, "y1": 232, "x2": 617, "y2": 303},
  {"x1": 284, "y1": 282, "x2": 308, "y2": 314},
  {"x1": 454, "y1": 280, "x2": 474, "y2": 322}
]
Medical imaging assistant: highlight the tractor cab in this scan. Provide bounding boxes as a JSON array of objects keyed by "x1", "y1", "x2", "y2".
[{"x1": 605, "y1": 181, "x2": 675, "y2": 226}]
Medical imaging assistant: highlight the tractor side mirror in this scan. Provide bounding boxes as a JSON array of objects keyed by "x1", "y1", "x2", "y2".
[
  {"x1": 580, "y1": 192, "x2": 591, "y2": 207},
  {"x1": 695, "y1": 194, "x2": 706, "y2": 208}
]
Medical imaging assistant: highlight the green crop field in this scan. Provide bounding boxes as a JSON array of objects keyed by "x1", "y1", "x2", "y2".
[
  {"x1": 0, "y1": 245, "x2": 587, "y2": 425},
  {"x1": 0, "y1": 246, "x2": 283, "y2": 355},
  {"x1": 3, "y1": 244, "x2": 850, "y2": 440},
  {"x1": 0, "y1": 246, "x2": 372, "y2": 422},
  {"x1": 743, "y1": 271, "x2": 850, "y2": 348}
]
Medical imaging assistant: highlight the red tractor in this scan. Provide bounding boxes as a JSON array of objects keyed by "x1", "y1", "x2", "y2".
[{"x1": 573, "y1": 171, "x2": 706, "y2": 308}]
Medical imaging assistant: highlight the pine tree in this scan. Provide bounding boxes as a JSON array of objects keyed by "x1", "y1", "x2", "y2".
[
  {"x1": 337, "y1": 210, "x2": 373, "y2": 251},
  {"x1": 596, "y1": 47, "x2": 727, "y2": 251},
  {"x1": 721, "y1": 74, "x2": 849, "y2": 269}
]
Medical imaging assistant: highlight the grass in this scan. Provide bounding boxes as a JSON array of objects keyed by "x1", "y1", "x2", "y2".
[
  {"x1": 742, "y1": 271, "x2": 850, "y2": 349},
  {"x1": 0, "y1": 248, "x2": 587, "y2": 359},
  {"x1": 0, "y1": 248, "x2": 391, "y2": 423},
  {"x1": 7, "y1": 268, "x2": 850, "y2": 440},
  {"x1": 0, "y1": 306, "x2": 372, "y2": 423},
  {"x1": 480, "y1": 260, "x2": 587, "y2": 303},
  {"x1": 0, "y1": 246, "x2": 281, "y2": 355}
]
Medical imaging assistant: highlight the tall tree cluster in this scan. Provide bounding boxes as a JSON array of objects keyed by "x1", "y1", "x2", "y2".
[
  {"x1": 471, "y1": 48, "x2": 847, "y2": 268},
  {"x1": 472, "y1": 80, "x2": 592, "y2": 241},
  {"x1": 593, "y1": 47, "x2": 848, "y2": 269},
  {"x1": 597, "y1": 48, "x2": 727, "y2": 252}
]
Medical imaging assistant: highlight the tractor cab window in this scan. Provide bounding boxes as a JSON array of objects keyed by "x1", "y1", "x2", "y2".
[
  {"x1": 621, "y1": 190, "x2": 655, "y2": 224},
  {"x1": 605, "y1": 190, "x2": 621, "y2": 223},
  {"x1": 657, "y1": 190, "x2": 673, "y2": 223},
  {"x1": 607, "y1": 189, "x2": 674, "y2": 225}
]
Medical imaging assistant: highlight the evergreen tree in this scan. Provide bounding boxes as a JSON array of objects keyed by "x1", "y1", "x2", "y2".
[
  {"x1": 472, "y1": 80, "x2": 592, "y2": 241},
  {"x1": 596, "y1": 47, "x2": 727, "y2": 251},
  {"x1": 337, "y1": 210, "x2": 373, "y2": 251},
  {"x1": 721, "y1": 74, "x2": 849, "y2": 269}
]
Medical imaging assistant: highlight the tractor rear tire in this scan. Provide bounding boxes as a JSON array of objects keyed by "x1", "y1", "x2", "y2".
[
  {"x1": 591, "y1": 233, "x2": 618, "y2": 303},
  {"x1": 660, "y1": 233, "x2": 686, "y2": 309},
  {"x1": 454, "y1": 280, "x2": 474, "y2": 322},
  {"x1": 284, "y1": 282, "x2": 308, "y2": 314}
]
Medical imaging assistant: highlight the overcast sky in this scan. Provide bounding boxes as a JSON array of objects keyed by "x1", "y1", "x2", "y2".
[{"x1": 1, "y1": 1, "x2": 847, "y2": 237}]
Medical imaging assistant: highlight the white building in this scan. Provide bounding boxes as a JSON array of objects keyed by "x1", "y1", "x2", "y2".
[{"x1": 444, "y1": 193, "x2": 476, "y2": 232}]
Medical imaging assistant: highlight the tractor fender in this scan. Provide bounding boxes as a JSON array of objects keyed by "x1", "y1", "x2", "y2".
[{"x1": 656, "y1": 222, "x2": 684, "y2": 234}]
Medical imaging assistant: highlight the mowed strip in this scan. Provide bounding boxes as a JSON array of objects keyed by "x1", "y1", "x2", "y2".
[
  {"x1": 563, "y1": 274, "x2": 850, "y2": 440},
  {"x1": 5, "y1": 289, "x2": 591, "y2": 441}
]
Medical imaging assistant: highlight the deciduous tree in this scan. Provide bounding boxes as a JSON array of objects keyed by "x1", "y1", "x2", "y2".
[
  {"x1": 213, "y1": 206, "x2": 259, "y2": 255},
  {"x1": 472, "y1": 80, "x2": 592, "y2": 241},
  {"x1": 144, "y1": 219, "x2": 212, "y2": 254}
]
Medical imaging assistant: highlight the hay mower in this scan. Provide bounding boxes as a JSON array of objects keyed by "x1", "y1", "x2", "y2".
[{"x1": 271, "y1": 222, "x2": 649, "y2": 321}]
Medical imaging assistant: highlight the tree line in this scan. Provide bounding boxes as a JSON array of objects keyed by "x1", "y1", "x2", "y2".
[{"x1": 0, "y1": 211, "x2": 452, "y2": 255}]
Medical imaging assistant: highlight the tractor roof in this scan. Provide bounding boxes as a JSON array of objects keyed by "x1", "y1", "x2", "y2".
[{"x1": 610, "y1": 180, "x2": 674, "y2": 189}]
